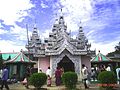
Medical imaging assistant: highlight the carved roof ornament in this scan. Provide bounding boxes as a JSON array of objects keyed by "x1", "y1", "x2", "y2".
[
  {"x1": 26, "y1": 10, "x2": 92, "y2": 57},
  {"x1": 60, "y1": 8, "x2": 63, "y2": 17},
  {"x1": 78, "y1": 21, "x2": 82, "y2": 31},
  {"x1": 54, "y1": 13, "x2": 59, "y2": 25}
]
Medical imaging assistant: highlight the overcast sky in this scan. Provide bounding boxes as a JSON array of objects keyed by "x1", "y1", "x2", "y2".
[{"x1": 0, "y1": 0, "x2": 120, "y2": 55}]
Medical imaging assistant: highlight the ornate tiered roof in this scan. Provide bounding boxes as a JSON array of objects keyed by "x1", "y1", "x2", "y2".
[{"x1": 26, "y1": 13, "x2": 91, "y2": 57}]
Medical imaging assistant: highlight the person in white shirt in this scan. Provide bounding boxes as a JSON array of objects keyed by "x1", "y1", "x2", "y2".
[
  {"x1": 46, "y1": 67, "x2": 51, "y2": 77},
  {"x1": 81, "y1": 64, "x2": 89, "y2": 89},
  {"x1": 106, "y1": 65, "x2": 111, "y2": 71},
  {"x1": 0, "y1": 69, "x2": 3, "y2": 79},
  {"x1": 116, "y1": 67, "x2": 120, "y2": 84}
]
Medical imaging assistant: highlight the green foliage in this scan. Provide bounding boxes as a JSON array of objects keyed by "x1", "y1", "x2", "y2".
[
  {"x1": 0, "y1": 54, "x2": 3, "y2": 69},
  {"x1": 115, "y1": 42, "x2": 120, "y2": 51},
  {"x1": 7, "y1": 55, "x2": 11, "y2": 60},
  {"x1": 98, "y1": 71, "x2": 117, "y2": 90},
  {"x1": 29, "y1": 73, "x2": 47, "y2": 89},
  {"x1": 62, "y1": 72, "x2": 78, "y2": 90},
  {"x1": 107, "y1": 42, "x2": 120, "y2": 56}
]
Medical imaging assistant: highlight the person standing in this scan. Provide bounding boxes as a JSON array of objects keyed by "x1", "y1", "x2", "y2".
[
  {"x1": 47, "y1": 75, "x2": 51, "y2": 87},
  {"x1": 39, "y1": 68, "x2": 42, "y2": 73},
  {"x1": 91, "y1": 69, "x2": 96, "y2": 81},
  {"x1": 81, "y1": 64, "x2": 89, "y2": 89},
  {"x1": 55, "y1": 67, "x2": 62, "y2": 86},
  {"x1": 46, "y1": 67, "x2": 52, "y2": 86},
  {"x1": 24, "y1": 67, "x2": 31, "y2": 89},
  {"x1": 0, "y1": 68, "x2": 3, "y2": 79},
  {"x1": 116, "y1": 67, "x2": 120, "y2": 84},
  {"x1": 46, "y1": 67, "x2": 51, "y2": 78},
  {"x1": 60, "y1": 67, "x2": 64, "y2": 76},
  {"x1": 0, "y1": 65, "x2": 9, "y2": 90},
  {"x1": 0, "y1": 68, "x2": 3, "y2": 85},
  {"x1": 106, "y1": 65, "x2": 111, "y2": 71}
]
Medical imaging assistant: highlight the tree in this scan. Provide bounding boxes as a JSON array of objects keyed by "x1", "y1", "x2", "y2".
[
  {"x1": 0, "y1": 54, "x2": 3, "y2": 69},
  {"x1": 115, "y1": 42, "x2": 120, "y2": 53},
  {"x1": 107, "y1": 42, "x2": 120, "y2": 57},
  {"x1": 7, "y1": 55, "x2": 11, "y2": 60}
]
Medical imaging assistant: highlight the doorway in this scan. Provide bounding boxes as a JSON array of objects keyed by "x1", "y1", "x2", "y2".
[{"x1": 57, "y1": 55, "x2": 75, "y2": 72}]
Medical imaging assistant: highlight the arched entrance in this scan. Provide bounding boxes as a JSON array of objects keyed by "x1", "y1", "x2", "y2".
[{"x1": 57, "y1": 55, "x2": 75, "y2": 72}]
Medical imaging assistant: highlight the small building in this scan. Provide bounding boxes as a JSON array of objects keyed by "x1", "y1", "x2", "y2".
[
  {"x1": 91, "y1": 51, "x2": 119, "y2": 70},
  {"x1": 107, "y1": 54, "x2": 120, "y2": 67},
  {"x1": 1, "y1": 51, "x2": 36, "y2": 80},
  {"x1": 26, "y1": 12, "x2": 94, "y2": 80}
]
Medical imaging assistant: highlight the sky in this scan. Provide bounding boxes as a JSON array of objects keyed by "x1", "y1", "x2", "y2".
[{"x1": 0, "y1": 0, "x2": 120, "y2": 55}]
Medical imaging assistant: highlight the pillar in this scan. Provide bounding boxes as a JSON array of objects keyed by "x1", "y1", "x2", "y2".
[
  {"x1": 38, "y1": 58, "x2": 40, "y2": 73},
  {"x1": 79, "y1": 55, "x2": 82, "y2": 81}
]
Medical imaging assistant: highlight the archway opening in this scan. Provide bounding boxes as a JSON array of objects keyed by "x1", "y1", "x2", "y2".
[{"x1": 57, "y1": 55, "x2": 75, "y2": 72}]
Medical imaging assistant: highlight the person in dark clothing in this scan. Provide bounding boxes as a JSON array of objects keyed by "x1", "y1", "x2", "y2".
[
  {"x1": 55, "y1": 67, "x2": 62, "y2": 86},
  {"x1": 0, "y1": 65, "x2": 9, "y2": 90},
  {"x1": 24, "y1": 67, "x2": 31, "y2": 89}
]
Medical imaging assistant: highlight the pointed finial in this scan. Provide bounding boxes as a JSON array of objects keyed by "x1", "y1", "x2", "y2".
[
  {"x1": 55, "y1": 13, "x2": 58, "y2": 20},
  {"x1": 20, "y1": 49, "x2": 23, "y2": 52},
  {"x1": 34, "y1": 19, "x2": 37, "y2": 29},
  {"x1": 60, "y1": 8, "x2": 63, "y2": 16},
  {"x1": 79, "y1": 21, "x2": 82, "y2": 27},
  {"x1": 55, "y1": 13, "x2": 57, "y2": 17},
  {"x1": 61, "y1": 8, "x2": 62, "y2": 12},
  {"x1": 54, "y1": 13, "x2": 59, "y2": 24},
  {"x1": 78, "y1": 21, "x2": 83, "y2": 32}
]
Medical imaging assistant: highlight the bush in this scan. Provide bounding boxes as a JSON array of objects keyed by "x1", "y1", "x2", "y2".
[
  {"x1": 62, "y1": 72, "x2": 78, "y2": 90},
  {"x1": 29, "y1": 73, "x2": 47, "y2": 89},
  {"x1": 98, "y1": 71, "x2": 117, "y2": 90}
]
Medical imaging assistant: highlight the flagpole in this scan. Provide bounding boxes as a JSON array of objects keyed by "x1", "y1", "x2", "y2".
[
  {"x1": 26, "y1": 24, "x2": 29, "y2": 45},
  {"x1": 26, "y1": 24, "x2": 30, "y2": 59}
]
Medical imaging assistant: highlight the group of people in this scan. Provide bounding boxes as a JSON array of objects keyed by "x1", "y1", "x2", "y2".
[
  {"x1": 46, "y1": 66, "x2": 64, "y2": 87},
  {"x1": 0, "y1": 64, "x2": 120, "y2": 89},
  {"x1": 22, "y1": 66, "x2": 64, "y2": 88},
  {"x1": 0, "y1": 65, "x2": 9, "y2": 90},
  {"x1": 81, "y1": 64, "x2": 120, "y2": 89},
  {"x1": 46, "y1": 64, "x2": 113, "y2": 89}
]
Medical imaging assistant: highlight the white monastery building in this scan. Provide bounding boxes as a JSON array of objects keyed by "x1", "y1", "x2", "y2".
[{"x1": 26, "y1": 12, "x2": 94, "y2": 80}]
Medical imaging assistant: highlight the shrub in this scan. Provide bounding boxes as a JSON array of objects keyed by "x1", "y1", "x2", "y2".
[
  {"x1": 62, "y1": 72, "x2": 78, "y2": 90},
  {"x1": 98, "y1": 71, "x2": 117, "y2": 90},
  {"x1": 29, "y1": 73, "x2": 47, "y2": 89}
]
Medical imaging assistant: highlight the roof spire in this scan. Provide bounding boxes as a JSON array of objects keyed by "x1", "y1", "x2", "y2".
[
  {"x1": 60, "y1": 8, "x2": 63, "y2": 16},
  {"x1": 78, "y1": 21, "x2": 83, "y2": 32},
  {"x1": 98, "y1": 50, "x2": 100, "y2": 53},
  {"x1": 54, "y1": 13, "x2": 59, "y2": 24},
  {"x1": 33, "y1": 19, "x2": 37, "y2": 30}
]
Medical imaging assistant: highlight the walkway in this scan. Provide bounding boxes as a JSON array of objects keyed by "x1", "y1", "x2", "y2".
[
  {"x1": 1, "y1": 82, "x2": 120, "y2": 90},
  {"x1": 0, "y1": 83, "x2": 100, "y2": 90}
]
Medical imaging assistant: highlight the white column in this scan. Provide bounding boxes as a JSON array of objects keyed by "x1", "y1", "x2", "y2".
[
  {"x1": 38, "y1": 58, "x2": 40, "y2": 73},
  {"x1": 50, "y1": 56, "x2": 53, "y2": 75},
  {"x1": 79, "y1": 55, "x2": 82, "y2": 81}
]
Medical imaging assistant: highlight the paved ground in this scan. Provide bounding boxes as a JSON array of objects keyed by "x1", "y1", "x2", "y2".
[
  {"x1": 1, "y1": 82, "x2": 120, "y2": 90},
  {"x1": 0, "y1": 83, "x2": 99, "y2": 90}
]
